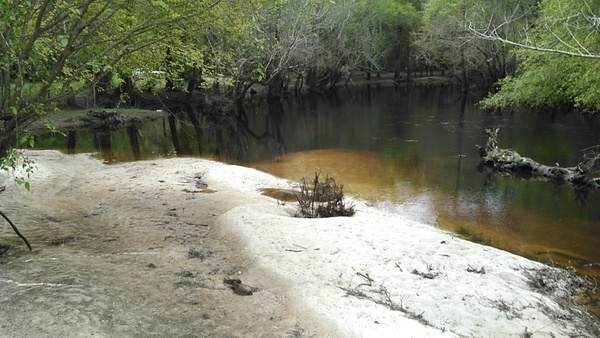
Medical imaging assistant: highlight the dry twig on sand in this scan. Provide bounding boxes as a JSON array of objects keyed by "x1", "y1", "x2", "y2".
[{"x1": 0, "y1": 185, "x2": 32, "y2": 251}]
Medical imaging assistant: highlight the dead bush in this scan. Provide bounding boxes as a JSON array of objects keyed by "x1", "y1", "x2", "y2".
[{"x1": 295, "y1": 172, "x2": 355, "y2": 218}]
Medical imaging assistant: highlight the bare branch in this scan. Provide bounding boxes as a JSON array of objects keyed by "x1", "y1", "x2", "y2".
[
  {"x1": 467, "y1": 22, "x2": 600, "y2": 59},
  {"x1": 465, "y1": 2, "x2": 600, "y2": 59}
]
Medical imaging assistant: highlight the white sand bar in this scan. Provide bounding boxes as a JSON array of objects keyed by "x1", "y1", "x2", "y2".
[
  {"x1": 3, "y1": 151, "x2": 597, "y2": 337},
  {"x1": 204, "y1": 162, "x2": 596, "y2": 337}
]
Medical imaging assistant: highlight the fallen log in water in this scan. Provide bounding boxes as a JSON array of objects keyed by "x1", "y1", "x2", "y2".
[{"x1": 476, "y1": 128, "x2": 600, "y2": 191}]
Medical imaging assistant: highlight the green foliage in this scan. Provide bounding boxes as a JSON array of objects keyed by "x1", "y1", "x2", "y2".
[
  {"x1": 220, "y1": 0, "x2": 424, "y2": 94},
  {"x1": 0, "y1": 0, "x2": 253, "y2": 169},
  {"x1": 421, "y1": 0, "x2": 526, "y2": 86},
  {"x1": 475, "y1": 0, "x2": 600, "y2": 113},
  {"x1": 296, "y1": 172, "x2": 356, "y2": 218},
  {"x1": 481, "y1": 54, "x2": 600, "y2": 113},
  {"x1": 0, "y1": 149, "x2": 36, "y2": 191},
  {"x1": 0, "y1": 0, "x2": 250, "y2": 186}
]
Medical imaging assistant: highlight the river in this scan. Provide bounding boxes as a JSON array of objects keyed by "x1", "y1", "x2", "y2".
[{"x1": 35, "y1": 84, "x2": 600, "y2": 281}]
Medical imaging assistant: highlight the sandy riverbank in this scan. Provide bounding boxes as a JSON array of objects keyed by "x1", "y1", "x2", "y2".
[{"x1": 1, "y1": 150, "x2": 598, "y2": 337}]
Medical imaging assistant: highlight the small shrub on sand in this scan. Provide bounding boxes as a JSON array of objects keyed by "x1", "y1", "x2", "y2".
[{"x1": 296, "y1": 172, "x2": 355, "y2": 218}]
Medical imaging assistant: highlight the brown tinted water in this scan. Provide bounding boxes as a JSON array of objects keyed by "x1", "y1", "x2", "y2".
[
  {"x1": 249, "y1": 147, "x2": 600, "y2": 316},
  {"x1": 250, "y1": 149, "x2": 600, "y2": 278}
]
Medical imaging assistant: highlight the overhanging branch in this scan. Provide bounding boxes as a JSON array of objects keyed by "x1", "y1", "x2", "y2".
[{"x1": 467, "y1": 23, "x2": 600, "y2": 59}]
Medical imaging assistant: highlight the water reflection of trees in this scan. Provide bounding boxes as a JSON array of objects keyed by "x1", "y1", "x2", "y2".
[
  {"x1": 59, "y1": 96, "x2": 286, "y2": 163},
  {"x1": 87, "y1": 118, "x2": 142, "y2": 163},
  {"x1": 126, "y1": 124, "x2": 141, "y2": 161},
  {"x1": 93, "y1": 132, "x2": 113, "y2": 162},
  {"x1": 477, "y1": 163, "x2": 593, "y2": 205},
  {"x1": 165, "y1": 97, "x2": 285, "y2": 162}
]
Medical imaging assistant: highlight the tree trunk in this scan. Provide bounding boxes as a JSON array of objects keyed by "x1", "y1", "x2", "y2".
[
  {"x1": 118, "y1": 76, "x2": 139, "y2": 108},
  {"x1": 268, "y1": 72, "x2": 284, "y2": 99},
  {"x1": 460, "y1": 51, "x2": 469, "y2": 97},
  {"x1": 0, "y1": 118, "x2": 17, "y2": 155},
  {"x1": 294, "y1": 73, "x2": 304, "y2": 92},
  {"x1": 164, "y1": 48, "x2": 175, "y2": 91},
  {"x1": 186, "y1": 64, "x2": 200, "y2": 101},
  {"x1": 405, "y1": 43, "x2": 413, "y2": 82}
]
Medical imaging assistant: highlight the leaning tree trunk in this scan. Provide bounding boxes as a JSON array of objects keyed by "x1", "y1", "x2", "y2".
[{"x1": 476, "y1": 128, "x2": 600, "y2": 192}]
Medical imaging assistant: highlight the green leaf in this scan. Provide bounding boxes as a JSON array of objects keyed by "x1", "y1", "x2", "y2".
[
  {"x1": 58, "y1": 35, "x2": 69, "y2": 47},
  {"x1": 151, "y1": 1, "x2": 169, "y2": 11}
]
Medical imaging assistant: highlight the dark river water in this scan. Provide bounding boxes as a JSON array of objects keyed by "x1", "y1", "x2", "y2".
[{"x1": 36, "y1": 84, "x2": 600, "y2": 281}]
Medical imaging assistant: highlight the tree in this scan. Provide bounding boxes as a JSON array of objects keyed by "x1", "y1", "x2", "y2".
[
  {"x1": 466, "y1": 0, "x2": 600, "y2": 59},
  {"x1": 421, "y1": 0, "x2": 524, "y2": 92},
  {"x1": 255, "y1": 0, "x2": 321, "y2": 96},
  {"x1": 224, "y1": 0, "x2": 423, "y2": 96},
  {"x1": 1, "y1": 1, "x2": 257, "y2": 246},
  {"x1": 0, "y1": 0, "x2": 228, "y2": 157},
  {"x1": 306, "y1": 0, "x2": 363, "y2": 90},
  {"x1": 372, "y1": 0, "x2": 421, "y2": 80},
  {"x1": 465, "y1": 0, "x2": 600, "y2": 112}
]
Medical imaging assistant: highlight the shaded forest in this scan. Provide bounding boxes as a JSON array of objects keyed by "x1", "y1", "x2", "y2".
[{"x1": 1, "y1": 0, "x2": 599, "y2": 157}]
